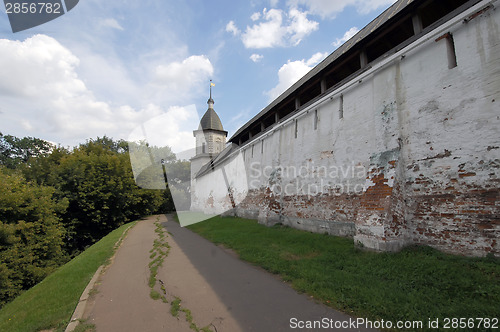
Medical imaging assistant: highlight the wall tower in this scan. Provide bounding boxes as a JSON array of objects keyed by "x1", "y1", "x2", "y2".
[{"x1": 190, "y1": 82, "x2": 227, "y2": 180}]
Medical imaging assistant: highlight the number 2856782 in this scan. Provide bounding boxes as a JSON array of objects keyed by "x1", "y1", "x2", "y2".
[{"x1": 5, "y1": 2, "x2": 62, "y2": 14}]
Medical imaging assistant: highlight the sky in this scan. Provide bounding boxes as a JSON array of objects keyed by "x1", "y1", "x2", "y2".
[{"x1": 0, "y1": 0, "x2": 397, "y2": 154}]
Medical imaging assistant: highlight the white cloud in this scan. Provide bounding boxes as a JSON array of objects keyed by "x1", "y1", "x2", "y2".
[
  {"x1": 289, "y1": 0, "x2": 397, "y2": 19},
  {"x1": 0, "y1": 35, "x2": 83, "y2": 100},
  {"x1": 232, "y1": 8, "x2": 318, "y2": 48},
  {"x1": 250, "y1": 54, "x2": 264, "y2": 62},
  {"x1": 100, "y1": 18, "x2": 124, "y2": 30},
  {"x1": 127, "y1": 104, "x2": 198, "y2": 153},
  {"x1": 250, "y1": 12, "x2": 261, "y2": 21},
  {"x1": 287, "y1": 8, "x2": 319, "y2": 46},
  {"x1": 242, "y1": 9, "x2": 285, "y2": 48},
  {"x1": 0, "y1": 35, "x2": 203, "y2": 151},
  {"x1": 266, "y1": 51, "x2": 328, "y2": 101},
  {"x1": 332, "y1": 26, "x2": 360, "y2": 48},
  {"x1": 153, "y1": 55, "x2": 214, "y2": 97},
  {"x1": 226, "y1": 20, "x2": 240, "y2": 36},
  {"x1": 305, "y1": 52, "x2": 328, "y2": 66}
]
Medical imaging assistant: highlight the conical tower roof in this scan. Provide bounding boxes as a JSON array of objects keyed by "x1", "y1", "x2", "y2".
[
  {"x1": 199, "y1": 107, "x2": 224, "y2": 131},
  {"x1": 198, "y1": 83, "x2": 225, "y2": 132}
]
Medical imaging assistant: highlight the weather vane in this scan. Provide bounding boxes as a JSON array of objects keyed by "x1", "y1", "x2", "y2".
[{"x1": 210, "y1": 79, "x2": 215, "y2": 99}]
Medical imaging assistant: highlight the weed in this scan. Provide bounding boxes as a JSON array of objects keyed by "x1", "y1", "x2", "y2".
[
  {"x1": 150, "y1": 290, "x2": 161, "y2": 300},
  {"x1": 148, "y1": 216, "x2": 171, "y2": 299},
  {"x1": 170, "y1": 297, "x2": 181, "y2": 317},
  {"x1": 151, "y1": 216, "x2": 213, "y2": 332}
]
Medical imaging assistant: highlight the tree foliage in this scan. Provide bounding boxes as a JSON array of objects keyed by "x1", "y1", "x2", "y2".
[
  {"x1": 54, "y1": 140, "x2": 164, "y2": 251},
  {"x1": 0, "y1": 168, "x2": 67, "y2": 306},
  {"x1": 0, "y1": 134, "x2": 182, "y2": 307},
  {"x1": 0, "y1": 132, "x2": 53, "y2": 169}
]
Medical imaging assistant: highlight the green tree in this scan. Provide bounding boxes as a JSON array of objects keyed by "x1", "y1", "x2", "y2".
[
  {"x1": 0, "y1": 132, "x2": 53, "y2": 169},
  {"x1": 0, "y1": 134, "x2": 175, "y2": 307},
  {"x1": 22, "y1": 146, "x2": 69, "y2": 186},
  {"x1": 86, "y1": 136, "x2": 129, "y2": 154},
  {"x1": 55, "y1": 140, "x2": 164, "y2": 251},
  {"x1": 0, "y1": 167, "x2": 68, "y2": 307}
]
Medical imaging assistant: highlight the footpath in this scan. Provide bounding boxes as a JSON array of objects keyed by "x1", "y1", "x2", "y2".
[{"x1": 80, "y1": 214, "x2": 375, "y2": 331}]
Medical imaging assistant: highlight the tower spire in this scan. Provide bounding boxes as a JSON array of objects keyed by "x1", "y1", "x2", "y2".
[{"x1": 208, "y1": 80, "x2": 215, "y2": 109}]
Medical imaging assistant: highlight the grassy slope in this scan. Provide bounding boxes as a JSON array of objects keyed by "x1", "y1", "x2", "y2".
[
  {"x1": 188, "y1": 217, "x2": 500, "y2": 327},
  {"x1": 0, "y1": 221, "x2": 136, "y2": 332}
]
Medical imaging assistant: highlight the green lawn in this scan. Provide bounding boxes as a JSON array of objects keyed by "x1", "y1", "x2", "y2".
[
  {"x1": 188, "y1": 216, "x2": 500, "y2": 329},
  {"x1": 0, "y1": 221, "x2": 136, "y2": 332}
]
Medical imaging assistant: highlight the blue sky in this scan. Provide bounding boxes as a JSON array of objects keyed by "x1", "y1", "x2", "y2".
[{"x1": 0, "y1": 0, "x2": 396, "y2": 152}]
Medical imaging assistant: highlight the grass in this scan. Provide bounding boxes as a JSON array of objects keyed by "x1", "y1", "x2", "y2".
[
  {"x1": 169, "y1": 296, "x2": 213, "y2": 332},
  {"x1": 148, "y1": 217, "x2": 170, "y2": 300},
  {"x1": 150, "y1": 290, "x2": 161, "y2": 300},
  {"x1": 170, "y1": 297, "x2": 181, "y2": 317},
  {"x1": 0, "y1": 221, "x2": 136, "y2": 332},
  {"x1": 188, "y1": 216, "x2": 500, "y2": 329}
]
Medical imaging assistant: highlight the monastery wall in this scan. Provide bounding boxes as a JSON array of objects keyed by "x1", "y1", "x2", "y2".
[{"x1": 191, "y1": 2, "x2": 500, "y2": 256}]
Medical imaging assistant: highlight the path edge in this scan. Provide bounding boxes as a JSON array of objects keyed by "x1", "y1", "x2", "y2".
[{"x1": 64, "y1": 219, "x2": 140, "y2": 332}]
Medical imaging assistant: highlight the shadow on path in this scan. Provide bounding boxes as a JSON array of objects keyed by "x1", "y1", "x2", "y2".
[{"x1": 163, "y1": 215, "x2": 377, "y2": 332}]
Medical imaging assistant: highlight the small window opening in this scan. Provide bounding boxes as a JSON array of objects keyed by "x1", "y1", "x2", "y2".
[
  {"x1": 314, "y1": 109, "x2": 318, "y2": 130},
  {"x1": 446, "y1": 33, "x2": 457, "y2": 69},
  {"x1": 294, "y1": 119, "x2": 298, "y2": 138},
  {"x1": 339, "y1": 94, "x2": 344, "y2": 119}
]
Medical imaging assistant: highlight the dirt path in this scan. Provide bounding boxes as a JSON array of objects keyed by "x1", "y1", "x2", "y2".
[
  {"x1": 86, "y1": 215, "x2": 241, "y2": 331},
  {"x1": 84, "y1": 214, "x2": 375, "y2": 331}
]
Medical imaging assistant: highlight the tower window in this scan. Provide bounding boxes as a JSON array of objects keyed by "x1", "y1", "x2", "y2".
[{"x1": 202, "y1": 143, "x2": 206, "y2": 154}]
